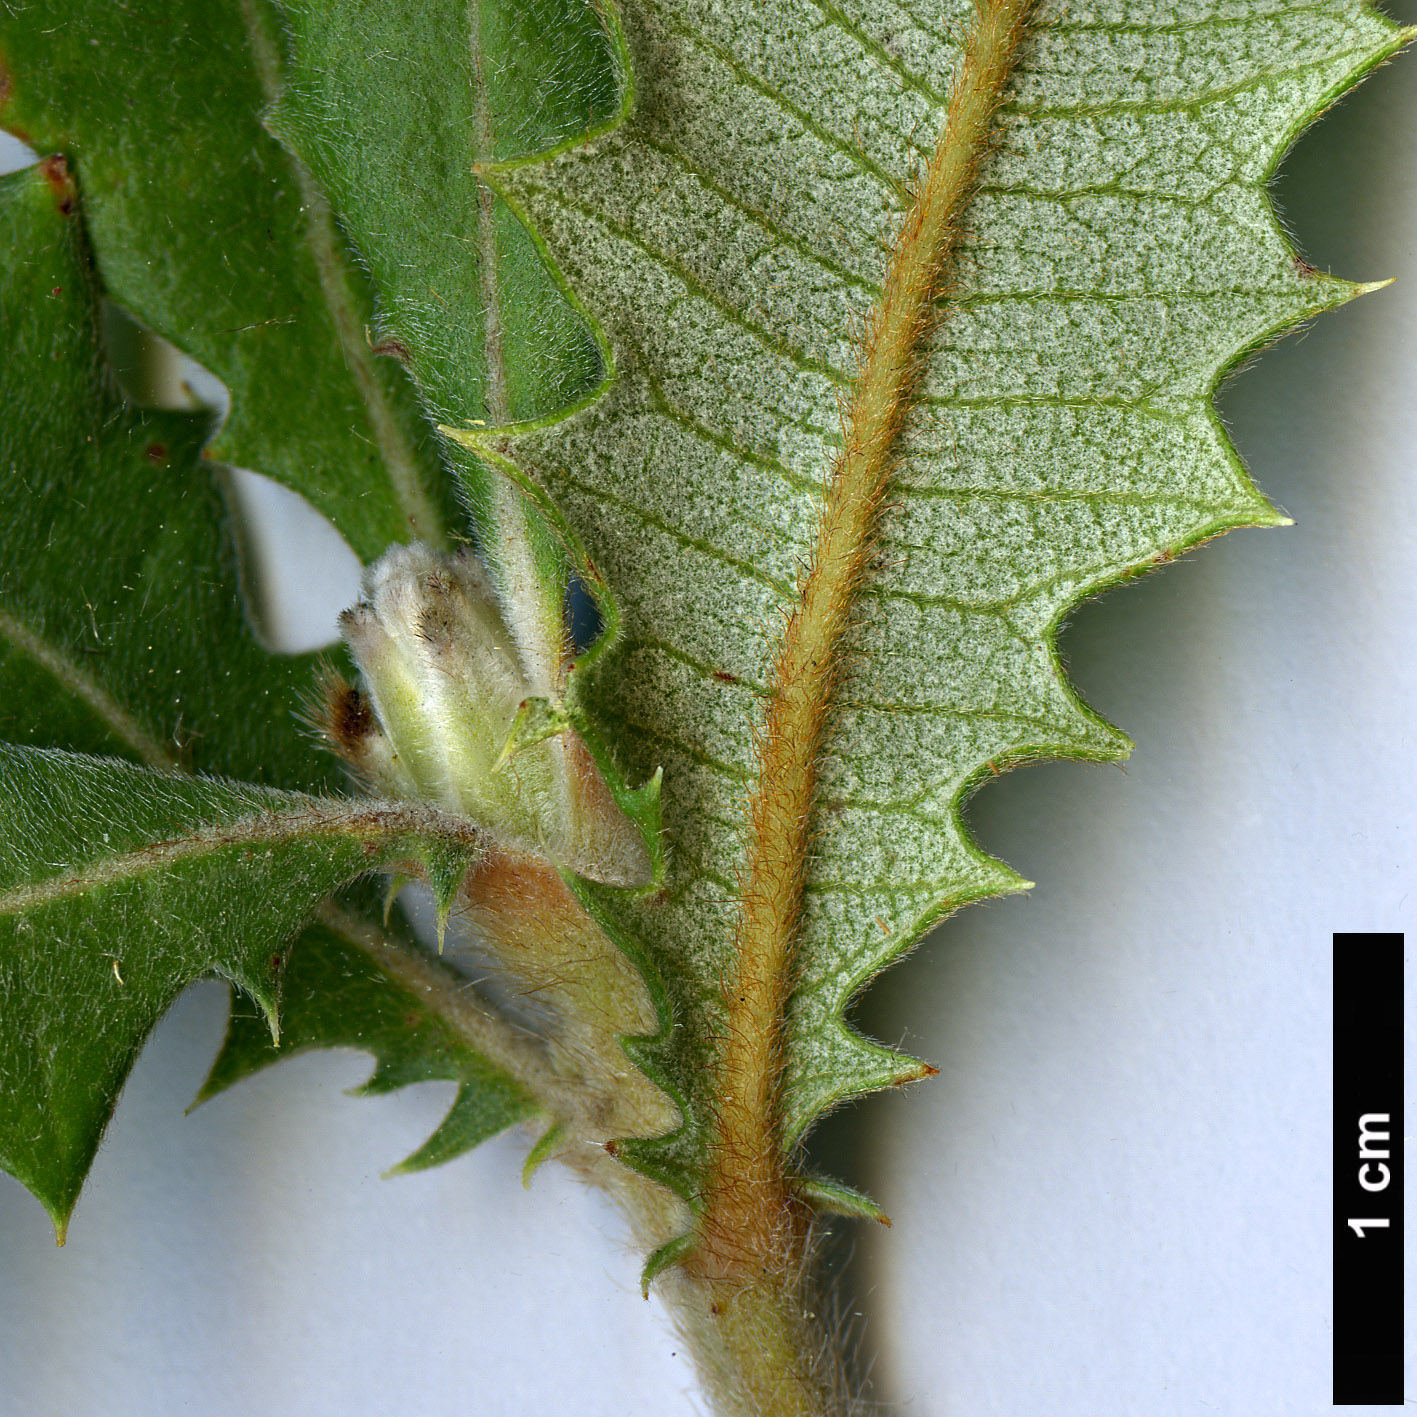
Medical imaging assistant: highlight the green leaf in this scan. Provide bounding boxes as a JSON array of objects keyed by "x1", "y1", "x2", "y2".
[
  {"x1": 0, "y1": 0, "x2": 453, "y2": 556},
  {"x1": 266, "y1": 0, "x2": 619, "y2": 433},
  {"x1": 462, "y1": 0, "x2": 1407, "y2": 1200},
  {"x1": 0, "y1": 743, "x2": 484, "y2": 1236},
  {"x1": 197, "y1": 897, "x2": 540, "y2": 1175},
  {"x1": 2, "y1": 0, "x2": 1407, "y2": 1314},
  {"x1": 0, "y1": 160, "x2": 332, "y2": 790},
  {"x1": 260, "y1": 0, "x2": 633, "y2": 726}
]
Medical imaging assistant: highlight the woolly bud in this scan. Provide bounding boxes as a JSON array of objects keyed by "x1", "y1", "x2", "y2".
[{"x1": 332, "y1": 544, "x2": 649, "y2": 886}]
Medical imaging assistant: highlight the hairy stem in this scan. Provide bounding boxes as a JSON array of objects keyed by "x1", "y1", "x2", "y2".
[
  {"x1": 315, "y1": 899, "x2": 565, "y2": 1101},
  {"x1": 696, "y1": 0, "x2": 1036, "y2": 1297},
  {"x1": 0, "y1": 797, "x2": 483, "y2": 918},
  {"x1": 320, "y1": 893, "x2": 685, "y2": 1238}
]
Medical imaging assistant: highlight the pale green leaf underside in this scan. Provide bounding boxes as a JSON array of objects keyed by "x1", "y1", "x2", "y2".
[{"x1": 482, "y1": 0, "x2": 1403, "y2": 1188}]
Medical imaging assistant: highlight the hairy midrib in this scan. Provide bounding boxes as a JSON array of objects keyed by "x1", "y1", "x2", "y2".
[
  {"x1": 696, "y1": 0, "x2": 1039, "y2": 1281},
  {"x1": 0, "y1": 798, "x2": 482, "y2": 917}
]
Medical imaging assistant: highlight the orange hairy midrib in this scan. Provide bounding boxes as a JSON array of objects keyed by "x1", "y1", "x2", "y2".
[{"x1": 695, "y1": 0, "x2": 1038, "y2": 1283}]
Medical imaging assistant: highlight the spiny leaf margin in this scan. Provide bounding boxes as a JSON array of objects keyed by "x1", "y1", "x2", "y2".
[
  {"x1": 460, "y1": 0, "x2": 1410, "y2": 1208},
  {"x1": 197, "y1": 893, "x2": 541, "y2": 1177},
  {"x1": 0, "y1": 157, "x2": 335, "y2": 793},
  {"x1": 0, "y1": 744, "x2": 488, "y2": 1237}
]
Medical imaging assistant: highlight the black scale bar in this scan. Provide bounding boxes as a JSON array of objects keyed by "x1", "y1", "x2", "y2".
[{"x1": 1334, "y1": 931, "x2": 1404, "y2": 1405}]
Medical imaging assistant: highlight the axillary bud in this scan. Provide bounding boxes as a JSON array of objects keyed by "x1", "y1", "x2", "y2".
[{"x1": 327, "y1": 543, "x2": 649, "y2": 887}]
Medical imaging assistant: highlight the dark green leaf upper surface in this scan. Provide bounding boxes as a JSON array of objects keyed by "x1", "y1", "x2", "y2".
[
  {"x1": 200, "y1": 895, "x2": 540, "y2": 1175},
  {"x1": 0, "y1": 0, "x2": 452, "y2": 555},
  {"x1": 262, "y1": 0, "x2": 630, "y2": 627},
  {"x1": 0, "y1": 156, "x2": 569, "y2": 1235},
  {"x1": 268, "y1": 0, "x2": 619, "y2": 433},
  {"x1": 0, "y1": 747, "x2": 388, "y2": 1235},
  {"x1": 0, "y1": 161, "x2": 332, "y2": 790}
]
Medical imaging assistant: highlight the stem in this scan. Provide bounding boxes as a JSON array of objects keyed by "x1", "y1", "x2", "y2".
[
  {"x1": 316, "y1": 892, "x2": 685, "y2": 1252},
  {"x1": 0, "y1": 797, "x2": 484, "y2": 917},
  {"x1": 661, "y1": 1266, "x2": 849, "y2": 1417},
  {"x1": 696, "y1": 0, "x2": 1036, "y2": 1303}
]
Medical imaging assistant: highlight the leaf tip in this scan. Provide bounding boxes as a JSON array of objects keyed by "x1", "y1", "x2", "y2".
[
  {"x1": 1350, "y1": 276, "x2": 1397, "y2": 299},
  {"x1": 894, "y1": 1058, "x2": 939, "y2": 1087},
  {"x1": 382, "y1": 873, "x2": 408, "y2": 925},
  {"x1": 379, "y1": 1157, "x2": 414, "y2": 1181},
  {"x1": 790, "y1": 1174, "x2": 892, "y2": 1226},
  {"x1": 417, "y1": 840, "x2": 479, "y2": 952},
  {"x1": 986, "y1": 862, "x2": 1034, "y2": 896},
  {"x1": 41, "y1": 1191, "x2": 74, "y2": 1249},
  {"x1": 640, "y1": 1231, "x2": 697, "y2": 1298},
  {"x1": 521, "y1": 1120, "x2": 566, "y2": 1187},
  {"x1": 496, "y1": 698, "x2": 571, "y2": 774}
]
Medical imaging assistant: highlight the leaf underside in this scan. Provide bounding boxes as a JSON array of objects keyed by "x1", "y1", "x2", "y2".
[
  {"x1": 0, "y1": 0, "x2": 1407, "y2": 1232},
  {"x1": 484, "y1": 0, "x2": 1401, "y2": 1195}
]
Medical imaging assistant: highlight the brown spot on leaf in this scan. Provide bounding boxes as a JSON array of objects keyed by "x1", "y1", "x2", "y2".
[
  {"x1": 144, "y1": 442, "x2": 168, "y2": 465},
  {"x1": 39, "y1": 153, "x2": 75, "y2": 215},
  {"x1": 371, "y1": 337, "x2": 411, "y2": 362},
  {"x1": 712, "y1": 669, "x2": 740, "y2": 685}
]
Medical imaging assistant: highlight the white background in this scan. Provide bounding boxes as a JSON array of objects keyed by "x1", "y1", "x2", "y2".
[{"x1": 0, "y1": 13, "x2": 1413, "y2": 1415}]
